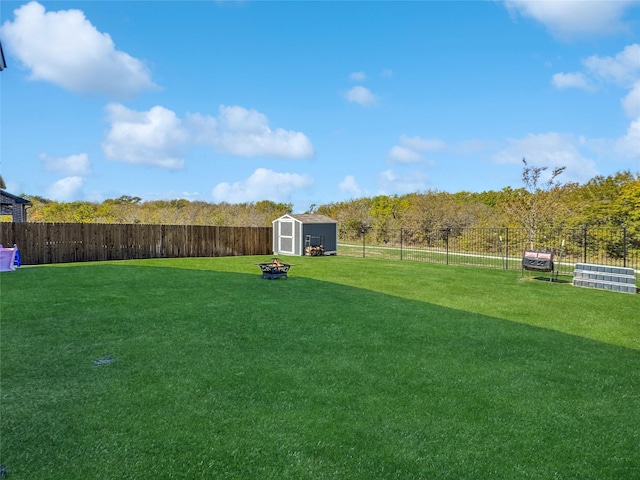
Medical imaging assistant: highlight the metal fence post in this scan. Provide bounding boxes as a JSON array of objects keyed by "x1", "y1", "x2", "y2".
[
  {"x1": 400, "y1": 228, "x2": 403, "y2": 261},
  {"x1": 583, "y1": 225, "x2": 588, "y2": 263},
  {"x1": 445, "y1": 228, "x2": 450, "y2": 265},
  {"x1": 623, "y1": 226, "x2": 627, "y2": 268},
  {"x1": 362, "y1": 229, "x2": 366, "y2": 258},
  {"x1": 505, "y1": 227, "x2": 509, "y2": 270}
]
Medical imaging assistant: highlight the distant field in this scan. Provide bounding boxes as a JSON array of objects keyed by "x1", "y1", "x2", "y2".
[{"x1": 1, "y1": 256, "x2": 638, "y2": 479}]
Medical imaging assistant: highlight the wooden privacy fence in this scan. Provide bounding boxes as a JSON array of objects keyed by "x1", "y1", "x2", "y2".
[{"x1": 0, "y1": 223, "x2": 273, "y2": 265}]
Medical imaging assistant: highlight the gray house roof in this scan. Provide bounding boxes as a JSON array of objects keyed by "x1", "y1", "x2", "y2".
[{"x1": 0, "y1": 190, "x2": 31, "y2": 205}]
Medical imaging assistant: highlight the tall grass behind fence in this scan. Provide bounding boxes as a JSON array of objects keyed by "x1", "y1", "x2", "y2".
[
  {"x1": 0, "y1": 223, "x2": 273, "y2": 265},
  {"x1": 339, "y1": 227, "x2": 640, "y2": 274}
]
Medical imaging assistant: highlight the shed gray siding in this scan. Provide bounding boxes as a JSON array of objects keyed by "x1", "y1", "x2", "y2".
[{"x1": 302, "y1": 223, "x2": 337, "y2": 252}]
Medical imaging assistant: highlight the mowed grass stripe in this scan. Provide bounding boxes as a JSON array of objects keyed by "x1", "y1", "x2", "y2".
[{"x1": 1, "y1": 257, "x2": 638, "y2": 479}]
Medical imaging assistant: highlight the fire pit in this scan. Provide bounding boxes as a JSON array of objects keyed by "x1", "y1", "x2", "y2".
[{"x1": 258, "y1": 258, "x2": 291, "y2": 279}]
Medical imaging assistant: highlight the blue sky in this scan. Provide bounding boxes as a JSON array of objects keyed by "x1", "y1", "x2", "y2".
[{"x1": 1, "y1": 1, "x2": 639, "y2": 212}]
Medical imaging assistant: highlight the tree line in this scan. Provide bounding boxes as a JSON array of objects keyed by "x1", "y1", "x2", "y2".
[
  {"x1": 22, "y1": 197, "x2": 292, "y2": 228},
  {"x1": 14, "y1": 169, "x2": 640, "y2": 243},
  {"x1": 316, "y1": 169, "x2": 639, "y2": 243}
]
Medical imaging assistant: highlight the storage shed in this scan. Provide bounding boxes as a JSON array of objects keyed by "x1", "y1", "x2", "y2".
[{"x1": 272, "y1": 214, "x2": 338, "y2": 256}]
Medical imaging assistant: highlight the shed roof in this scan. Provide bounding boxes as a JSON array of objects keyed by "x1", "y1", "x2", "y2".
[{"x1": 288, "y1": 214, "x2": 337, "y2": 224}]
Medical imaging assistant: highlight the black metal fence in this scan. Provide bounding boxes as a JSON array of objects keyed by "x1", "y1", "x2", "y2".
[{"x1": 338, "y1": 227, "x2": 640, "y2": 275}]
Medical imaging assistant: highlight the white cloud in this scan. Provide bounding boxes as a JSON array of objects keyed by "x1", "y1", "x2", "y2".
[
  {"x1": 338, "y1": 175, "x2": 362, "y2": 197},
  {"x1": 0, "y1": 1, "x2": 157, "y2": 98},
  {"x1": 39, "y1": 153, "x2": 91, "y2": 176},
  {"x1": 552, "y1": 72, "x2": 593, "y2": 91},
  {"x1": 503, "y1": 0, "x2": 638, "y2": 38},
  {"x1": 399, "y1": 135, "x2": 446, "y2": 152},
  {"x1": 346, "y1": 86, "x2": 377, "y2": 106},
  {"x1": 211, "y1": 168, "x2": 313, "y2": 204},
  {"x1": 492, "y1": 132, "x2": 599, "y2": 183},
  {"x1": 613, "y1": 117, "x2": 640, "y2": 159},
  {"x1": 188, "y1": 105, "x2": 314, "y2": 158},
  {"x1": 553, "y1": 44, "x2": 640, "y2": 118},
  {"x1": 378, "y1": 170, "x2": 427, "y2": 195},
  {"x1": 102, "y1": 103, "x2": 313, "y2": 169},
  {"x1": 349, "y1": 71, "x2": 367, "y2": 81},
  {"x1": 181, "y1": 191, "x2": 201, "y2": 200},
  {"x1": 583, "y1": 44, "x2": 640, "y2": 86},
  {"x1": 46, "y1": 176, "x2": 84, "y2": 201},
  {"x1": 622, "y1": 81, "x2": 640, "y2": 118},
  {"x1": 102, "y1": 103, "x2": 189, "y2": 169},
  {"x1": 387, "y1": 146, "x2": 424, "y2": 163},
  {"x1": 387, "y1": 135, "x2": 446, "y2": 163},
  {"x1": 381, "y1": 69, "x2": 394, "y2": 78},
  {"x1": 454, "y1": 139, "x2": 497, "y2": 154}
]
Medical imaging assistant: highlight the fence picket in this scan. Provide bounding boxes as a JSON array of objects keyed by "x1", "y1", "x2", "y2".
[{"x1": 0, "y1": 223, "x2": 273, "y2": 265}]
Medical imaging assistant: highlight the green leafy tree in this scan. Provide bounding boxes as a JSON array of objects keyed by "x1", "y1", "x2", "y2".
[
  {"x1": 572, "y1": 171, "x2": 639, "y2": 229},
  {"x1": 317, "y1": 198, "x2": 372, "y2": 241},
  {"x1": 370, "y1": 195, "x2": 409, "y2": 243}
]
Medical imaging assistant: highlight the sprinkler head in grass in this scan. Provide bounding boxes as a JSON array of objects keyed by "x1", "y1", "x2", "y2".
[{"x1": 93, "y1": 355, "x2": 115, "y2": 366}]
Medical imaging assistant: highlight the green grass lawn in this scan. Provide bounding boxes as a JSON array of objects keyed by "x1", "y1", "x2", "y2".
[{"x1": 1, "y1": 256, "x2": 638, "y2": 479}]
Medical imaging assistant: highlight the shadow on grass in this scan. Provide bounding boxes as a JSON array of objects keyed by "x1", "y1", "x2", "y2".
[
  {"x1": 1, "y1": 263, "x2": 639, "y2": 479},
  {"x1": 528, "y1": 276, "x2": 572, "y2": 284}
]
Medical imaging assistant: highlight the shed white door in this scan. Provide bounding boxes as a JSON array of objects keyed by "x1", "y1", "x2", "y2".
[{"x1": 278, "y1": 220, "x2": 295, "y2": 254}]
